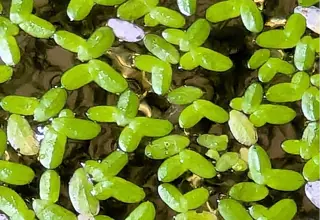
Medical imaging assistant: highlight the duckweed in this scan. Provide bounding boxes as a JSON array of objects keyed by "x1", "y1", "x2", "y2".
[{"x1": 0, "y1": 0, "x2": 317, "y2": 219}]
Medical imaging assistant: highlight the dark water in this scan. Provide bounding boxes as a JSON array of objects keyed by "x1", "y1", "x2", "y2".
[{"x1": 0, "y1": 0, "x2": 319, "y2": 219}]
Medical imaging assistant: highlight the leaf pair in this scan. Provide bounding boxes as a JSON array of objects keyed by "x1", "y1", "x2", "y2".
[
  {"x1": 87, "y1": 89, "x2": 139, "y2": 126},
  {"x1": 145, "y1": 135, "x2": 190, "y2": 159},
  {"x1": 54, "y1": 28, "x2": 115, "y2": 61},
  {"x1": 158, "y1": 183, "x2": 209, "y2": 212},
  {"x1": 119, "y1": 117, "x2": 173, "y2": 152},
  {"x1": 180, "y1": 47, "x2": 233, "y2": 72},
  {"x1": 256, "y1": 13, "x2": 306, "y2": 49},
  {"x1": 257, "y1": 58, "x2": 295, "y2": 83},
  {"x1": 92, "y1": 176, "x2": 145, "y2": 203},
  {"x1": 134, "y1": 55, "x2": 172, "y2": 95},
  {"x1": 230, "y1": 83, "x2": 263, "y2": 114},
  {"x1": 248, "y1": 145, "x2": 305, "y2": 191},
  {"x1": 249, "y1": 199, "x2": 297, "y2": 220},
  {"x1": 33, "y1": 199, "x2": 77, "y2": 220},
  {"x1": 179, "y1": 99, "x2": 229, "y2": 129},
  {"x1": 0, "y1": 186, "x2": 35, "y2": 220},
  {"x1": 249, "y1": 104, "x2": 296, "y2": 127},
  {"x1": 67, "y1": 0, "x2": 126, "y2": 21},
  {"x1": 10, "y1": 0, "x2": 55, "y2": 38},
  {"x1": 61, "y1": 59, "x2": 128, "y2": 93},
  {"x1": 206, "y1": 0, "x2": 263, "y2": 33},
  {"x1": 215, "y1": 152, "x2": 248, "y2": 172},
  {"x1": 84, "y1": 150, "x2": 128, "y2": 182},
  {"x1": 162, "y1": 19, "x2": 210, "y2": 52},
  {"x1": 266, "y1": 71, "x2": 310, "y2": 103},
  {"x1": 158, "y1": 149, "x2": 216, "y2": 182},
  {"x1": 0, "y1": 16, "x2": 20, "y2": 66},
  {"x1": 167, "y1": 86, "x2": 204, "y2": 105}
]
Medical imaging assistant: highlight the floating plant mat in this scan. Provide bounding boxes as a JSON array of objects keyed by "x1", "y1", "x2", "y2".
[{"x1": 0, "y1": 0, "x2": 319, "y2": 219}]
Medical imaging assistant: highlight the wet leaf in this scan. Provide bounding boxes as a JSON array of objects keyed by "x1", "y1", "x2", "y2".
[
  {"x1": 281, "y1": 140, "x2": 306, "y2": 155},
  {"x1": 242, "y1": 83, "x2": 263, "y2": 114},
  {"x1": 144, "y1": 34, "x2": 180, "y2": 64},
  {"x1": 185, "y1": 18, "x2": 210, "y2": 50},
  {"x1": 145, "y1": 135, "x2": 189, "y2": 159},
  {"x1": 180, "y1": 149, "x2": 216, "y2": 178},
  {"x1": 87, "y1": 106, "x2": 119, "y2": 123},
  {"x1": 310, "y1": 74, "x2": 320, "y2": 87},
  {"x1": 248, "y1": 49, "x2": 270, "y2": 69},
  {"x1": 69, "y1": 168, "x2": 100, "y2": 215},
  {"x1": 184, "y1": 187, "x2": 209, "y2": 210},
  {"x1": 194, "y1": 99, "x2": 229, "y2": 123},
  {"x1": 205, "y1": 0, "x2": 241, "y2": 23},
  {"x1": 117, "y1": 90, "x2": 139, "y2": 119},
  {"x1": 179, "y1": 51, "x2": 199, "y2": 70},
  {"x1": 39, "y1": 170, "x2": 60, "y2": 203},
  {"x1": 0, "y1": 36, "x2": 21, "y2": 66},
  {"x1": 301, "y1": 86, "x2": 319, "y2": 121},
  {"x1": 118, "y1": 126, "x2": 142, "y2": 152},
  {"x1": 33, "y1": 199, "x2": 76, "y2": 220},
  {"x1": 218, "y1": 199, "x2": 253, "y2": 220},
  {"x1": 0, "y1": 16, "x2": 19, "y2": 36},
  {"x1": 266, "y1": 83, "x2": 303, "y2": 102},
  {"x1": 34, "y1": 88, "x2": 67, "y2": 122},
  {"x1": 162, "y1": 28, "x2": 185, "y2": 46},
  {"x1": 19, "y1": 14, "x2": 55, "y2": 38},
  {"x1": 158, "y1": 183, "x2": 188, "y2": 213},
  {"x1": 179, "y1": 104, "x2": 202, "y2": 128},
  {"x1": 53, "y1": 30, "x2": 86, "y2": 53},
  {"x1": 249, "y1": 104, "x2": 296, "y2": 127},
  {"x1": 125, "y1": 201, "x2": 156, "y2": 220},
  {"x1": 7, "y1": 114, "x2": 39, "y2": 155},
  {"x1": 92, "y1": 177, "x2": 145, "y2": 202},
  {"x1": 149, "y1": 7, "x2": 185, "y2": 28},
  {"x1": 229, "y1": 182, "x2": 269, "y2": 202},
  {"x1": 67, "y1": 0, "x2": 94, "y2": 21},
  {"x1": 9, "y1": 0, "x2": 33, "y2": 24},
  {"x1": 215, "y1": 152, "x2": 239, "y2": 172},
  {"x1": 52, "y1": 117, "x2": 101, "y2": 140},
  {"x1": 158, "y1": 154, "x2": 187, "y2": 182},
  {"x1": 0, "y1": 65, "x2": 13, "y2": 83},
  {"x1": 265, "y1": 169, "x2": 305, "y2": 191},
  {"x1": 284, "y1": 13, "x2": 306, "y2": 38},
  {"x1": 303, "y1": 154, "x2": 319, "y2": 181},
  {"x1": 0, "y1": 186, "x2": 35, "y2": 219},
  {"x1": 240, "y1": 0, "x2": 263, "y2": 33},
  {"x1": 39, "y1": 126, "x2": 67, "y2": 169},
  {"x1": 117, "y1": 0, "x2": 157, "y2": 21},
  {"x1": 167, "y1": 86, "x2": 203, "y2": 105},
  {"x1": 61, "y1": 64, "x2": 92, "y2": 90},
  {"x1": 258, "y1": 58, "x2": 295, "y2": 82},
  {"x1": 0, "y1": 160, "x2": 35, "y2": 185},
  {"x1": 248, "y1": 144, "x2": 271, "y2": 184},
  {"x1": 1, "y1": 95, "x2": 39, "y2": 115},
  {"x1": 177, "y1": 0, "x2": 196, "y2": 16},
  {"x1": 89, "y1": 59, "x2": 128, "y2": 93},
  {"x1": 129, "y1": 117, "x2": 173, "y2": 137},
  {"x1": 228, "y1": 110, "x2": 257, "y2": 146},
  {"x1": 294, "y1": 36, "x2": 315, "y2": 71},
  {"x1": 197, "y1": 134, "x2": 228, "y2": 151}
]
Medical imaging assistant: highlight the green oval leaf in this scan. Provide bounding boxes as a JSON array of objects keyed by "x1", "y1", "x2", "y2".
[
  {"x1": 67, "y1": 0, "x2": 94, "y2": 21},
  {"x1": 242, "y1": 83, "x2": 263, "y2": 114},
  {"x1": 177, "y1": 0, "x2": 196, "y2": 16},
  {"x1": 0, "y1": 36, "x2": 21, "y2": 66},
  {"x1": 240, "y1": 0, "x2": 263, "y2": 33},
  {"x1": 0, "y1": 65, "x2": 13, "y2": 83},
  {"x1": 149, "y1": 7, "x2": 185, "y2": 28},
  {"x1": 19, "y1": 14, "x2": 55, "y2": 39},
  {"x1": 197, "y1": 134, "x2": 228, "y2": 151},
  {"x1": 158, "y1": 154, "x2": 188, "y2": 182},
  {"x1": 266, "y1": 83, "x2": 303, "y2": 102},
  {"x1": 215, "y1": 152, "x2": 239, "y2": 172},
  {"x1": 125, "y1": 201, "x2": 156, "y2": 220},
  {"x1": 248, "y1": 49, "x2": 270, "y2": 69},
  {"x1": 117, "y1": 0, "x2": 157, "y2": 20},
  {"x1": 39, "y1": 170, "x2": 60, "y2": 203},
  {"x1": 145, "y1": 135, "x2": 190, "y2": 159},
  {"x1": 34, "y1": 88, "x2": 67, "y2": 122},
  {"x1": 167, "y1": 86, "x2": 203, "y2": 105},
  {"x1": 218, "y1": 199, "x2": 253, "y2": 220},
  {"x1": 39, "y1": 126, "x2": 67, "y2": 169},
  {"x1": 185, "y1": 18, "x2": 211, "y2": 50},
  {"x1": 194, "y1": 99, "x2": 229, "y2": 123},
  {"x1": 52, "y1": 117, "x2": 101, "y2": 140},
  {"x1": 33, "y1": 199, "x2": 76, "y2": 220},
  {"x1": 129, "y1": 117, "x2": 173, "y2": 137},
  {"x1": 7, "y1": 114, "x2": 39, "y2": 155},
  {"x1": 86, "y1": 106, "x2": 119, "y2": 123},
  {"x1": 184, "y1": 187, "x2": 209, "y2": 210},
  {"x1": 248, "y1": 144, "x2": 271, "y2": 184},
  {"x1": 10, "y1": 0, "x2": 33, "y2": 24},
  {"x1": 117, "y1": 89, "x2": 139, "y2": 119},
  {"x1": 301, "y1": 86, "x2": 319, "y2": 121},
  {"x1": 229, "y1": 182, "x2": 269, "y2": 202},
  {"x1": 1, "y1": 95, "x2": 39, "y2": 115},
  {"x1": 294, "y1": 36, "x2": 315, "y2": 71},
  {"x1": 61, "y1": 64, "x2": 92, "y2": 90},
  {"x1": 303, "y1": 154, "x2": 320, "y2": 181},
  {"x1": 158, "y1": 183, "x2": 188, "y2": 213},
  {"x1": 265, "y1": 169, "x2": 305, "y2": 191},
  {"x1": 0, "y1": 160, "x2": 35, "y2": 185},
  {"x1": 179, "y1": 104, "x2": 202, "y2": 128},
  {"x1": 205, "y1": 0, "x2": 241, "y2": 23},
  {"x1": 53, "y1": 30, "x2": 86, "y2": 53}
]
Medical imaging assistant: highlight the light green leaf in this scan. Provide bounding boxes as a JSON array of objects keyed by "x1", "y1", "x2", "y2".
[
  {"x1": 145, "y1": 135, "x2": 190, "y2": 159},
  {"x1": 281, "y1": 140, "x2": 306, "y2": 155},
  {"x1": 158, "y1": 183, "x2": 188, "y2": 213},
  {"x1": 39, "y1": 126, "x2": 66, "y2": 169},
  {"x1": 69, "y1": 168, "x2": 100, "y2": 215},
  {"x1": 125, "y1": 201, "x2": 156, "y2": 220},
  {"x1": 248, "y1": 144, "x2": 271, "y2": 184},
  {"x1": 298, "y1": 0, "x2": 319, "y2": 6},
  {"x1": 218, "y1": 199, "x2": 253, "y2": 220},
  {"x1": 175, "y1": 211, "x2": 218, "y2": 220},
  {"x1": 283, "y1": 13, "x2": 306, "y2": 39},
  {"x1": 0, "y1": 16, "x2": 19, "y2": 36},
  {"x1": 33, "y1": 199, "x2": 76, "y2": 220},
  {"x1": 0, "y1": 160, "x2": 35, "y2": 185},
  {"x1": 215, "y1": 152, "x2": 239, "y2": 172},
  {"x1": 229, "y1": 182, "x2": 269, "y2": 202},
  {"x1": 117, "y1": 89, "x2": 139, "y2": 119},
  {"x1": 19, "y1": 14, "x2": 55, "y2": 39},
  {"x1": 240, "y1": 0, "x2": 263, "y2": 33},
  {"x1": 9, "y1": 0, "x2": 33, "y2": 24},
  {"x1": 266, "y1": 83, "x2": 303, "y2": 102},
  {"x1": 158, "y1": 154, "x2": 188, "y2": 182},
  {"x1": 118, "y1": 126, "x2": 142, "y2": 152},
  {"x1": 248, "y1": 49, "x2": 270, "y2": 69},
  {"x1": 258, "y1": 58, "x2": 295, "y2": 82},
  {"x1": 184, "y1": 187, "x2": 209, "y2": 210},
  {"x1": 61, "y1": 64, "x2": 92, "y2": 90},
  {"x1": 53, "y1": 30, "x2": 86, "y2": 53},
  {"x1": 242, "y1": 83, "x2": 263, "y2": 114},
  {"x1": 117, "y1": 0, "x2": 157, "y2": 20},
  {"x1": 0, "y1": 36, "x2": 21, "y2": 66},
  {"x1": 167, "y1": 86, "x2": 203, "y2": 105},
  {"x1": 294, "y1": 36, "x2": 315, "y2": 71},
  {"x1": 197, "y1": 134, "x2": 228, "y2": 151},
  {"x1": 186, "y1": 18, "x2": 210, "y2": 49},
  {"x1": 310, "y1": 74, "x2": 320, "y2": 88},
  {"x1": 179, "y1": 104, "x2": 202, "y2": 128},
  {"x1": 162, "y1": 28, "x2": 185, "y2": 46},
  {"x1": 7, "y1": 114, "x2": 39, "y2": 155},
  {"x1": 149, "y1": 7, "x2": 185, "y2": 28},
  {"x1": 86, "y1": 106, "x2": 119, "y2": 123},
  {"x1": 129, "y1": 117, "x2": 173, "y2": 137},
  {"x1": 177, "y1": 0, "x2": 196, "y2": 16},
  {"x1": 1, "y1": 95, "x2": 39, "y2": 115},
  {"x1": 0, "y1": 128, "x2": 6, "y2": 157},
  {"x1": 39, "y1": 170, "x2": 60, "y2": 203},
  {"x1": 179, "y1": 51, "x2": 199, "y2": 70},
  {"x1": 194, "y1": 99, "x2": 229, "y2": 123},
  {"x1": 265, "y1": 169, "x2": 305, "y2": 191},
  {"x1": 205, "y1": 0, "x2": 241, "y2": 23},
  {"x1": 67, "y1": 0, "x2": 94, "y2": 21},
  {"x1": 229, "y1": 97, "x2": 243, "y2": 111},
  {"x1": 303, "y1": 154, "x2": 320, "y2": 181},
  {"x1": 0, "y1": 65, "x2": 13, "y2": 83},
  {"x1": 51, "y1": 117, "x2": 101, "y2": 140},
  {"x1": 301, "y1": 86, "x2": 319, "y2": 121},
  {"x1": 34, "y1": 88, "x2": 67, "y2": 122}
]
